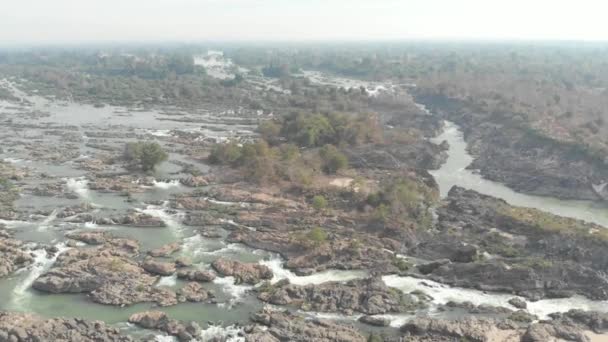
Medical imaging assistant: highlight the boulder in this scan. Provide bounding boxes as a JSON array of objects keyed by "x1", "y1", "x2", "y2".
[
  {"x1": 129, "y1": 311, "x2": 168, "y2": 329},
  {"x1": 0, "y1": 312, "x2": 132, "y2": 341},
  {"x1": 0, "y1": 232, "x2": 35, "y2": 278},
  {"x1": 417, "y1": 259, "x2": 451, "y2": 274},
  {"x1": 149, "y1": 242, "x2": 181, "y2": 257},
  {"x1": 401, "y1": 317, "x2": 502, "y2": 341},
  {"x1": 250, "y1": 308, "x2": 366, "y2": 342},
  {"x1": 508, "y1": 297, "x2": 527, "y2": 309},
  {"x1": 142, "y1": 258, "x2": 176, "y2": 276},
  {"x1": 129, "y1": 311, "x2": 201, "y2": 342},
  {"x1": 175, "y1": 257, "x2": 192, "y2": 268},
  {"x1": 212, "y1": 258, "x2": 272, "y2": 284},
  {"x1": 34, "y1": 235, "x2": 177, "y2": 307},
  {"x1": 180, "y1": 176, "x2": 208, "y2": 187},
  {"x1": 178, "y1": 282, "x2": 213, "y2": 303},
  {"x1": 359, "y1": 315, "x2": 390, "y2": 327},
  {"x1": 258, "y1": 277, "x2": 428, "y2": 315},
  {"x1": 176, "y1": 269, "x2": 216, "y2": 282}
]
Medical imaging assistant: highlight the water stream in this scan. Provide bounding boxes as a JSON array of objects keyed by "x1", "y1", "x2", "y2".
[{"x1": 430, "y1": 121, "x2": 608, "y2": 227}]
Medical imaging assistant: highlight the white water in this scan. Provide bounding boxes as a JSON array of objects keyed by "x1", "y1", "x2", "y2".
[
  {"x1": 302, "y1": 70, "x2": 394, "y2": 97},
  {"x1": 301, "y1": 310, "x2": 363, "y2": 322},
  {"x1": 83, "y1": 221, "x2": 98, "y2": 229},
  {"x1": 199, "y1": 324, "x2": 245, "y2": 342},
  {"x1": 260, "y1": 255, "x2": 367, "y2": 286},
  {"x1": 0, "y1": 219, "x2": 31, "y2": 229},
  {"x1": 213, "y1": 276, "x2": 253, "y2": 304},
  {"x1": 138, "y1": 202, "x2": 183, "y2": 237},
  {"x1": 200, "y1": 243, "x2": 247, "y2": 257},
  {"x1": 38, "y1": 209, "x2": 58, "y2": 231},
  {"x1": 65, "y1": 177, "x2": 90, "y2": 201},
  {"x1": 205, "y1": 197, "x2": 250, "y2": 207},
  {"x1": 12, "y1": 243, "x2": 70, "y2": 305},
  {"x1": 152, "y1": 180, "x2": 182, "y2": 190},
  {"x1": 382, "y1": 275, "x2": 608, "y2": 320},
  {"x1": 156, "y1": 274, "x2": 178, "y2": 287},
  {"x1": 3, "y1": 157, "x2": 25, "y2": 164},
  {"x1": 145, "y1": 129, "x2": 173, "y2": 137},
  {"x1": 218, "y1": 218, "x2": 256, "y2": 231},
  {"x1": 430, "y1": 121, "x2": 608, "y2": 227},
  {"x1": 181, "y1": 235, "x2": 204, "y2": 255}
]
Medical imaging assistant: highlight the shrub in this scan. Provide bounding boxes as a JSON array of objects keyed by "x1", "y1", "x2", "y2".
[
  {"x1": 366, "y1": 176, "x2": 437, "y2": 229},
  {"x1": 292, "y1": 113, "x2": 335, "y2": 147},
  {"x1": 307, "y1": 227, "x2": 327, "y2": 245},
  {"x1": 372, "y1": 203, "x2": 390, "y2": 224},
  {"x1": 393, "y1": 257, "x2": 413, "y2": 272},
  {"x1": 0, "y1": 177, "x2": 10, "y2": 190},
  {"x1": 368, "y1": 334, "x2": 383, "y2": 342},
  {"x1": 279, "y1": 112, "x2": 383, "y2": 148},
  {"x1": 311, "y1": 195, "x2": 328, "y2": 211},
  {"x1": 258, "y1": 120, "x2": 281, "y2": 142},
  {"x1": 243, "y1": 155, "x2": 277, "y2": 185},
  {"x1": 208, "y1": 142, "x2": 243, "y2": 165},
  {"x1": 279, "y1": 143, "x2": 300, "y2": 161},
  {"x1": 124, "y1": 141, "x2": 168, "y2": 171},
  {"x1": 319, "y1": 144, "x2": 348, "y2": 174}
]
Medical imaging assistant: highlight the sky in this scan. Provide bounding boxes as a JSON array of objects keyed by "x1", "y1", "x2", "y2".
[{"x1": 1, "y1": 0, "x2": 607, "y2": 45}]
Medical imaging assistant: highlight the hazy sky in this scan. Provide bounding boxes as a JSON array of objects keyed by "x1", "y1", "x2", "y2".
[{"x1": 1, "y1": 0, "x2": 607, "y2": 45}]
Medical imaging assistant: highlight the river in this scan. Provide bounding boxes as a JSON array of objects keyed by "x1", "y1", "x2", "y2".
[
  {"x1": 1, "y1": 74, "x2": 607, "y2": 339},
  {"x1": 430, "y1": 121, "x2": 608, "y2": 227}
]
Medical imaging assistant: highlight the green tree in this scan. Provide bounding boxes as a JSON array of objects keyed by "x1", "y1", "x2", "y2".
[
  {"x1": 319, "y1": 144, "x2": 348, "y2": 174},
  {"x1": 258, "y1": 120, "x2": 281, "y2": 142},
  {"x1": 124, "y1": 141, "x2": 168, "y2": 171},
  {"x1": 279, "y1": 143, "x2": 300, "y2": 161},
  {"x1": 285, "y1": 113, "x2": 335, "y2": 147},
  {"x1": 208, "y1": 142, "x2": 243, "y2": 165}
]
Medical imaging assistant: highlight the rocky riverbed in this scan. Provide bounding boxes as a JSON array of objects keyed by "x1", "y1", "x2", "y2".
[{"x1": 0, "y1": 67, "x2": 607, "y2": 342}]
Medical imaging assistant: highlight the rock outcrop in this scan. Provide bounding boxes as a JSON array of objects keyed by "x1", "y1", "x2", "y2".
[
  {"x1": 129, "y1": 311, "x2": 201, "y2": 342},
  {"x1": 142, "y1": 258, "x2": 176, "y2": 276},
  {"x1": 212, "y1": 258, "x2": 272, "y2": 284},
  {"x1": 413, "y1": 187, "x2": 608, "y2": 301},
  {"x1": 0, "y1": 231, "x2": 34, "y2": 278},
  {"x1": 176, "y1": 269, "x2": 216, "y2": 282},
  {"x1": 148, "y1": 242, "x2": 181, "y2": 257},
  {"x1": 249, "y1": 308, "x2": 366, "y2": 342},
  {"x1": 0, "y1": 311, "x2": 132, "y2": 341},
  {"x1": 34, "y1": 232, "x2": 177, "y2": 306},
  {"x1": 257, "y1": 277, "x2": 428, "y2": 315},
  {"x1": 177, "y1": 282, "x2": 214, "y2": 303}
]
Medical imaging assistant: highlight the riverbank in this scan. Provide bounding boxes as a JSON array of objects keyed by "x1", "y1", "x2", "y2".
[{"x1": 414, "y1": 92, "x2": 608, "y2": 203}]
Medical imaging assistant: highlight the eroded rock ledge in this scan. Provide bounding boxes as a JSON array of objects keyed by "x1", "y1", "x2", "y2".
[{"x1": 0, "y1": 311, "x2": 132, "y2": 341}]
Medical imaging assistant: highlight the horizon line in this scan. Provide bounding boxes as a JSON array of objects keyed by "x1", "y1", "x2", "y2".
[{"x1": 2, "y1": 37, "x2": 608, "y2": 50}]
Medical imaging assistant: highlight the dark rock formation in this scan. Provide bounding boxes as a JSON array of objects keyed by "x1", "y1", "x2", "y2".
[{"x1": 257, "y1": 277, "x2": 428, "y2": 315}]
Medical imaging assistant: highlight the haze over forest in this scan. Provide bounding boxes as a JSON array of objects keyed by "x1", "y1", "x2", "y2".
[{"x1": 2, "y1": 0, "x2": 608, "y2": 45}]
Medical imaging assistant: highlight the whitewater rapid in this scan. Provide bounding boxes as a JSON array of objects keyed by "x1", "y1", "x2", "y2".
[
  {"x1": 12, "y1": 242, "x2": 70, "y2": 306},
  {"x1": 65, "y1": 177, "x2": 90, "y2": 200},
  {"x1": 260, "y1": 255, "x2": 367, "y2": 286},
  {"x1": 138, "y1": 202, "x2": 183, "y2": 237}
]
